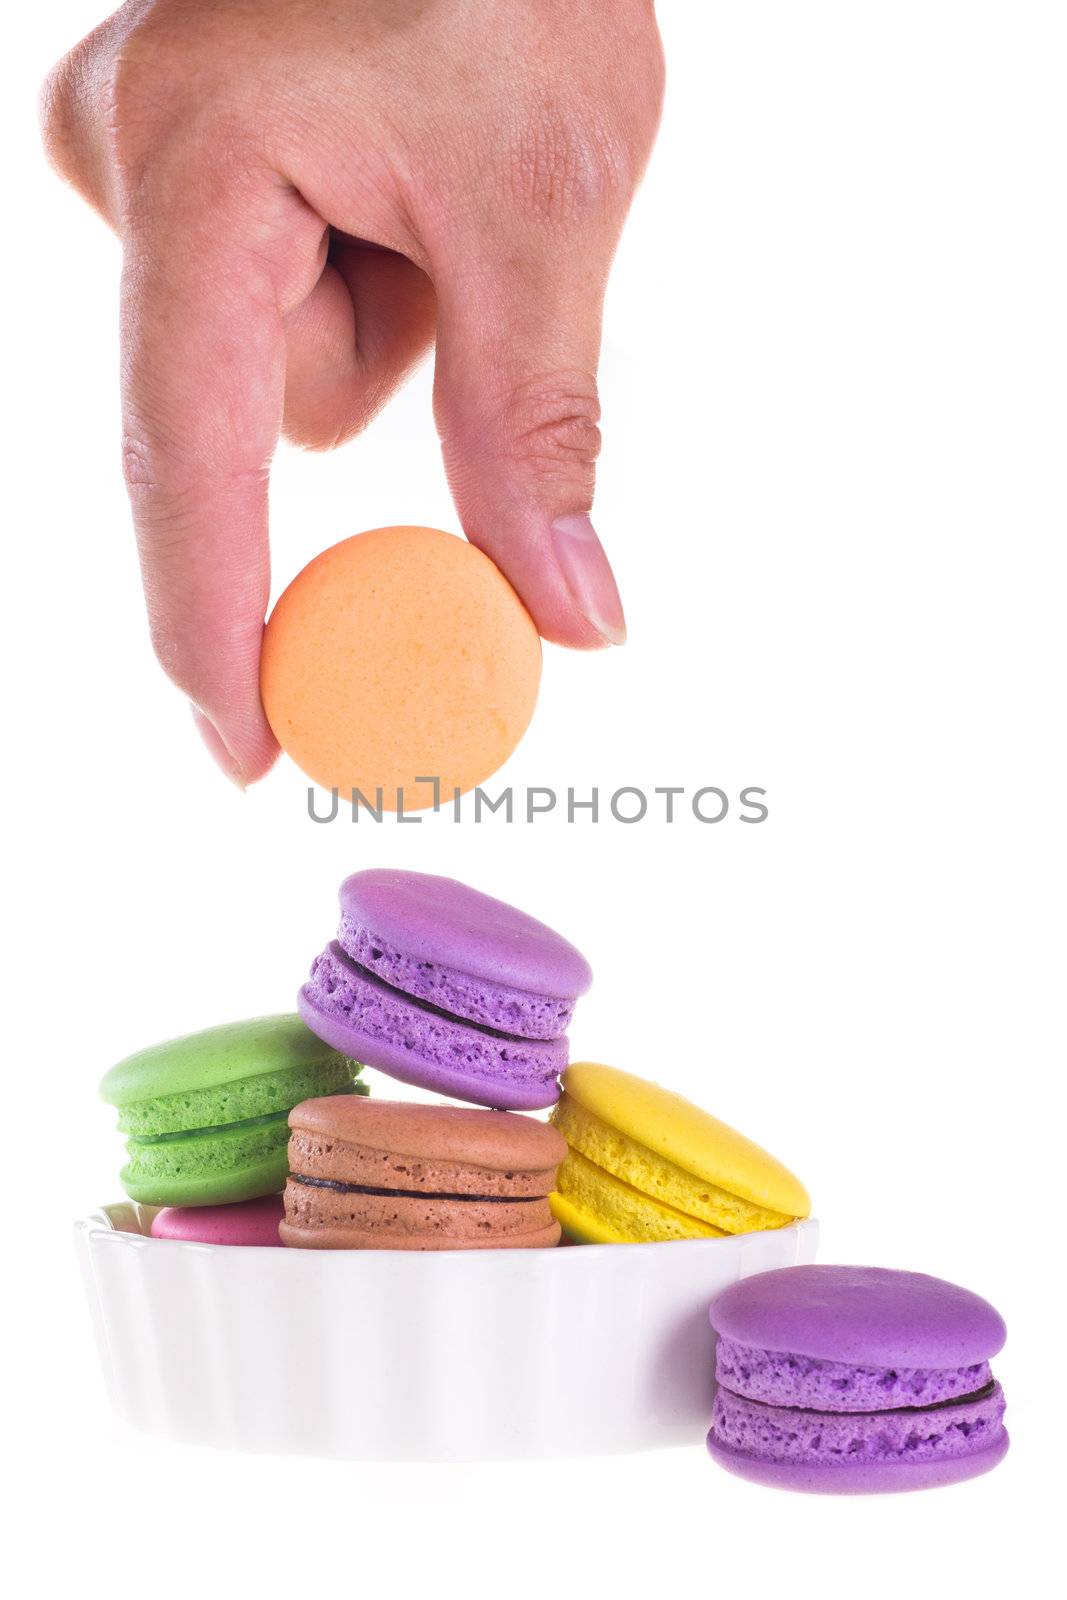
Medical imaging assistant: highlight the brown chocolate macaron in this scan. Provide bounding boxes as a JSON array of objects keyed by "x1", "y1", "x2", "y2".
[{"x1": 281, "y1": 1097, "x2": 567, "y2": 1249}]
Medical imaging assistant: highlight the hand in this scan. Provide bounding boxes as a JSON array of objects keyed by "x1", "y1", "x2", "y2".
[{"x1": 42, "y1": 0, "x2": 664, "y2": 785}]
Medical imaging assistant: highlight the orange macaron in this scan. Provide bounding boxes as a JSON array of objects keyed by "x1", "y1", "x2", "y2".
[{"x1": 261, "y1": 526, "x2": 542, "y2": 810}]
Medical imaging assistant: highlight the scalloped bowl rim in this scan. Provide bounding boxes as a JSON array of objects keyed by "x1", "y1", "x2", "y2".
[
  {"x1": 75, "y1": 1201, "x2": 820, "y2": 1460},
  {"x1": 78, "y1": 1200, "x2": 817, "y2": 1261}
]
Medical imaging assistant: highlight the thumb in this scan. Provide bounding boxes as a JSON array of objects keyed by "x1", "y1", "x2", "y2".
[{"x1": 432, "y1": 246, "x2": 626, "y2": 648}]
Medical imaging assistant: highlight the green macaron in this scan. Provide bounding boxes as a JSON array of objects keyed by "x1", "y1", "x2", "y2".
[{"x1": 100, "y1": 1014, "x2": 367, "y2": 1206}]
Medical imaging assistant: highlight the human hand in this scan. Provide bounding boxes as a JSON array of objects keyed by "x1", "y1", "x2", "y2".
[{"x1": 42, "y1": 0, "x2": 664, "y2": 785}]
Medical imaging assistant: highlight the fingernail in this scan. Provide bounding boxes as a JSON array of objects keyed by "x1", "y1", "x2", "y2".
[
  {"x1": 549, "y1": 514, "x2": 627, "y2": 645},
  {"x1": 190, "y1": 706, "x2": 246, "y2": 790}
]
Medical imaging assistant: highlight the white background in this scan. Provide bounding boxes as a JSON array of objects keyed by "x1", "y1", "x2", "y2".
[{"x1": 5, "y1": 2, "x2": 1063, "y2": 1594}]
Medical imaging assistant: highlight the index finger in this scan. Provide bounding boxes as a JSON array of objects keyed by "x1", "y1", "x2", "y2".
[{"x1": 120, "y1": 191, "x2": 291, "y2": 785}]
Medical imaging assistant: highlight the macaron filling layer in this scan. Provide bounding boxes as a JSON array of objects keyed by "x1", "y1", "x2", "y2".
[
  {"x1": 127, "y1": 1108, "x2": 291, "y2": 1145},
  {"x1": 553, "y1": 1149, "x2": 728, "y2": 1242},
  {"x1": 300, "y1": 942, "x2": 567, "y2": 1091},
  {"x1": 711, "y1": 1381, "x2": 1006, "y2": 1468},
  {"x1": 115, "y1": 1058, "x2": 362, "y2": 1137},
  {"x1": 123, "y1": 1113, "x2": 289, "y2": 1174},
  {"x1": 715, "y1": 1338, "x2": 994, "y2": 1412},
  {"x1": 552, "y1": 1093, "x2": 792, "y2": 1234},
  {"x1": 339, "y1": 913, "x2": 575, "y2": 1039},
  {"x1": 292, "y1": 1173, "x2": 545, "y2": 1204}
]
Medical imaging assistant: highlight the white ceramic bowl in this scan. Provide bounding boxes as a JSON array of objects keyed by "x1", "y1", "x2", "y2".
[{"x1": 76, "y1": 1203, "x2": 818, "y2": 1461}]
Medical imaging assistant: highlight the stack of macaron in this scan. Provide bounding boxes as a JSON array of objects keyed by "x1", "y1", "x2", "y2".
[
  {"x1": 289, "y1": 871, "x2": 811, "y2": 1252},
  {"x1": 98, "y1": 871, "x2": 591, "y2": 1249},
  {"x1": 95, "y1": 866, "x2": 1010, "y2": 1492},
  {"x1": 285, "y1": 868, "x2": 586, "y2": 1247},
  {"x1": 100, "y1": 869, "x2": 809, "y2": 1255},
  {"x1": 99, "y1": 1014, "x2": 367, "y2": 1243},
  {"x1": 705, "y1": 1266, "x2": 1009, "y2": 1493}
]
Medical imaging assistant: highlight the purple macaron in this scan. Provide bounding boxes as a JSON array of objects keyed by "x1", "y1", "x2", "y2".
[
  {"x1": 298, "y1": 869, "x2": 592, "y2": 1110},
  {"x1": 707, "y1": 1265, "x2": 1008, "y2": 1494}
]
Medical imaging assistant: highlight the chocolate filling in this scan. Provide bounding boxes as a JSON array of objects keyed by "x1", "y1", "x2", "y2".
[
  {"x1": 291, "y1": 1173, "x2": 542, "y2": 1204},
  {"x1": 720, "y1": 1378, "x2": 997, "y2": 1418},
  {"x1": 324, "y1": 944, "x2": 537, "y2": 1043}
]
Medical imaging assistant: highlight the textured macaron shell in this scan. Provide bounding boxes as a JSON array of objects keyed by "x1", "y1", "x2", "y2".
[
  {"x1": 150, "y1": 1195, "x2": 285, "y2": 1246},
  {"x1": 260, "y1": 526, "x2": 542, "y2": 809},
  {"x1": 710, "y1": 1382, "x2": 1007, "y2": 1471},
  {"x1": 338, "y1": 915, "x2": 576, "y2": 1039},
  {"x1": 552, "y1": 1090, "x2": 794, "y2": 1235},
  {"x1": 552, "y1": 1148, "x2": 727, "y2": 1243},
  {"x1": 300, "y1": 943, "x2": 566, "y2": 1109},
  {"x1": 100, "y1": 1014, "x2": 350, "y2": 1108},
  {"x1": 283, "y1": 1184, "x2": 559, "y2": 1249},
  {"x1": 714, "y1": 1338, "x2": 993, "y2": 1412},
  {"x1": 559, "y1": 1063, "x2": 810, "y2": 1220},
  {"x1": 709, "y1": 1266, "x2": 1007, "y2": 1368},
  {"x1": 339, "y1": 870, "x2": 592, "y2": 1004},
  {"x1": 289, "y1": 1094, "x2": 567, "y2": 1171},
  {"x1": 706, "y1": 1428, "x2": 1010, "y2": 1494},
  {"x1": 113, "y1": 1059, "x2": 359, "y2": 1138},
  {"x1": 121, "y1": 1117, "x2": 292, "y2": 1206},
  {"x1": 549, "y1": 1064, "x2": 809, "y2": 1244},
  {"x1": 284, "y1": 1097, "x2": 566, "y2": 1250},
  {"x1": 102, "y1": 1015, "x2": 360, "y2": 1208}
]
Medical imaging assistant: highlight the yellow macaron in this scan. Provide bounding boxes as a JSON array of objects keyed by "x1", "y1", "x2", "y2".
[{"x1": 549, "y1": 1062, "x2": 810, "y2": 1244}]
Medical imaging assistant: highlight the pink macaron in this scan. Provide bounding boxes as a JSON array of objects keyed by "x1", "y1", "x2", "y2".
[{"x1": 150, "y1": 1194, "x2": 285, "y2": 1246}]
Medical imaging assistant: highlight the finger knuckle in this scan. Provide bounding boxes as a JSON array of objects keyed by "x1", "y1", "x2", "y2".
[
  {"x1": 107, "y1": 31, "x2": 187, "y2": 169},
  {"x1": 107, "y1": 23, "x2": 257, "y2": 190},
  {"x1": 120, "y1": 413, "x2": 194, "y2": 497},
  {"x1": 501, "y1": 371, "x2": 602, "y2": 489},
  {"x1": 121, "y1": 412, "x2": 266, "y2": 515},
  {"x1": 39, "y1": 16, "x2": 195, "y2": 196},
  {"x1": 40, "y1": 46, "x2": 94, "y2": 187},
  {"x1": 508, "y1": 106, "x2": 632, "y2": 227},
  {"x1": 120, "y1": 425, "x2": 183, "y2": 498}
]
